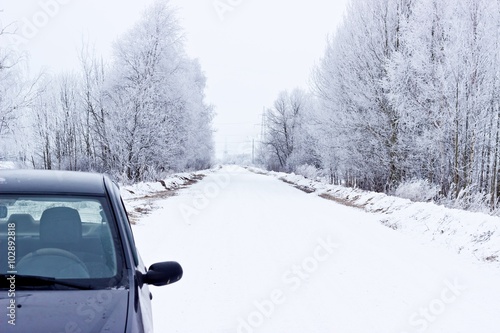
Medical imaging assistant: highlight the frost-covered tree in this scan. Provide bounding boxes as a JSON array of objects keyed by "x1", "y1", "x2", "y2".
[
  {"x1": 22, "y1": 0, "x2": 214, "y2": 180},
  {"x1": 107, "y1": 0, "x2": 213, "y2": 180},
  {"x1": 30, "y1": 74, "x2": 85, "y2": 170},
  {"x1": 386, "y1": 0, "x2": 498, "y2": 202},
  {"x1": 79, "y1": 44, "x2": 111, "y2": 172},
  {"x1": 0, "y1": 25, "x2": 20, "y2": 138},
  {"x1": 314, "y1": 0, "x2": 413, "y2": 191},
  {"x1": 0, "y1": 23, "x2": 43, "y2": 163},
  {"x1": 312, "y1": 0, "x2": 500, "y2": 210},
  {"x1": 261, "y1": 89, "x2": 319, "y2": 172}
]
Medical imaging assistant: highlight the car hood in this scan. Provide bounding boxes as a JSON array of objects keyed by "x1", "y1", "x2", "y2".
[{"x1": 0, "y1": 289, "x2": 129, "y2": 332}]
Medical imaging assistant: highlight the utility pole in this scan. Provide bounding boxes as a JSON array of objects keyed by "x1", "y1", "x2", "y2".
[
  {"x1": 252, "y1": 139, "x2": 255, "y2": 165},
  {"x1": 260, "y1": 107, "x2": 266, "y2": 141},
  {"x1": 223, "y1": 139, "x2": 228, "y2": 163}
]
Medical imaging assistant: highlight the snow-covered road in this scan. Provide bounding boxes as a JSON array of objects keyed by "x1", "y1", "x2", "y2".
[{"x1": 132, "y1": 166, "x2": 500, "y2": 333}]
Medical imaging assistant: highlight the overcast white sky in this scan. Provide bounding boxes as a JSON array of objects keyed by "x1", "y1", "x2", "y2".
[{"x1": 0, "y1": 0, "x2": 348, "y2": 159}]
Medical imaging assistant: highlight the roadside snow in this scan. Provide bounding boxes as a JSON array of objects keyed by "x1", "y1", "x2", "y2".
[
  {"x1": 120, "y1": 171, "x2": 210, "y2": 200},
  {"x1": 120, "y1": 169, "x2": 213, "y2": 224},
  {"x1": 247, "y1": 167, "x2": 500, "y2": 267},
  {"x1": 0, "y1": 161, "x2": 19, "y2": 169}
]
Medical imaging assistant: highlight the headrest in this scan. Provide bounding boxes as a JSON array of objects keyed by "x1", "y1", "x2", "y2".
[
  {"x1": 7, "y1": 214, "x2": 36, "y2": 233},
  {"x1": 40, "y1": 207, "x2": 82, "y2": 244}
]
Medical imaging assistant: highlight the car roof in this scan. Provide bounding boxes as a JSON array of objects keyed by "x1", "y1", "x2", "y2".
[{"x1": 0, "y1": 169, "x2": 108, "y2": 195}]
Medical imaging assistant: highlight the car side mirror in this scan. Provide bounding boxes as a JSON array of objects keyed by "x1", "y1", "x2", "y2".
[{"x1": 141, "y1": 261, "x2": 183, "y2": 287}]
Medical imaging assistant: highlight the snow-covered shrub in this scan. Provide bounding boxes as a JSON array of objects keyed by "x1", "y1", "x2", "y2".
[
  {"x1": 394, "y1": 179, "x2": 440, "y2": 202},
  {"x1": 295, "y1": 164, "x2": 319, "y2": 180},
  {"x1": 442, "y1": 186, "x2": 491, "y2": 214}
]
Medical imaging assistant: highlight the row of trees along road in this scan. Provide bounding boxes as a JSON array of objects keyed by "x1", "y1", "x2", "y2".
[
  {"x1": 260, "y1": 0, "x2": 500, "y2": 211},
  {"x1": 0, "y1": 1, "x2": 214, "y2": 182}
]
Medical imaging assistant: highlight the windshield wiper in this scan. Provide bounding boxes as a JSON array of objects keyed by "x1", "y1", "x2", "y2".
[{"x1": 1, "y1": 274, "x2": 94, "y2": 290}]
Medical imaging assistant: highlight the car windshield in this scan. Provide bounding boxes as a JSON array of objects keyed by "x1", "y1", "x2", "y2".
[{"x1": 0, "y1": 195, "x2": 124, "y2": 290}]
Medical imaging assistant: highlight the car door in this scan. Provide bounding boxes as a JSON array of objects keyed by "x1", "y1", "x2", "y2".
[{"x1": 105, "y1": 178, "x2": 155, "y2": 332}]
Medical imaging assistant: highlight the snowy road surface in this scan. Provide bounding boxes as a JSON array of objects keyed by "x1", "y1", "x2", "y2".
[{"x1": 131, "y1": 166, "x2": 500, "y2": 333}]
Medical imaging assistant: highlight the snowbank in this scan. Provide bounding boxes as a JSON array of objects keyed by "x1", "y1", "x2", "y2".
[
  {"x1": 246, "y1": 166, "x2": 500, "y2": 266},
  {"x1": 120, "y1": 172, "x2": 205, "y2": 200},
  {"x1": 120, "y1": 168, "x2": 215, "y2": 223},
  {"x1": 0, "y1": 161, "x2": 22, "y2": 169}
]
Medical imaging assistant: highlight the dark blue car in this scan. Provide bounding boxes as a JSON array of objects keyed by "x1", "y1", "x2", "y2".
[{"x1": 0, "y1": 170, "x2": 182, "y2": 332}]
